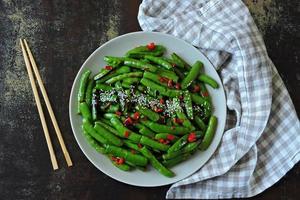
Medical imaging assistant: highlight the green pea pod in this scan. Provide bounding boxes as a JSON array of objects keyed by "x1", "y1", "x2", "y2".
[
  {"x1": 85, "y1": 79, "x2": 95, "y2": 106},
  {"x1": 107, "y1": 104, "x2": 120, "y2": 113},
  {"x1": 140, "y1": 78, "x2": 182, "y2": 97},
  {"x1": 79, "y1": 102, "x2": 92, "y2": 122},
  {"x1": 199, "y1": 82, "x2": 211, "y2": 102},
  {"x1": 154, "y1": 133, "x2": 179, "y2": 142},
  {"x1": 162, "y1": 153, "x2": 191, "y2": 168},
  {"x1": 194, "y1": 116, "x2": 207, "y2": 131},
  {"x1": 97, "y1": 66, "x2": 131, "y2": 83},
  {"x1": 124, "y1": 58, "x2": 157, "y2": 72},
  {"x1": 94, "y1": 124, "x2": 123, "y2": 146},
  {"x1": 199, "y1": 116, "x2": 217, "y2": 151},
  {"x1": 77, "y1": 70, "x2": 91, "y2": 113},
  {"x1": 82, "y1": 127, "x2": 106, "y2": 154},
  {"x1": 141, "y1": 121, "x2": 191, "y2": 135},
  {"x1": 134, "y1": 123, "x2": 156, "y2": 138},
  {"x1": 95, "y1": 120, "x2": 119, "y2": 135},
  {"x1": 140, "y1": 147, "x2": 175, "y2": 177},
  {"x1": 171, "y1": 53, "x2": 190, "y2": 69},
  {"x1": 104, "y1": 113, "x2": 119, "y2": 119},
  {"x1": 167, "y1": 134, "x2": 189, "y2": 153},
  {"x1": 105, "y1": 145, "x2": 148, "y2": 166},
  {"x1": 110, "y1": 117, "x2": 141, "y2": 143},
  {"x1": 122, "y1": 77, "x2": 140, "y2": 85},
  {"x1": 105, "y1": 72, "x2": 143, "y2": 84},
  {"x1": 140, "y1": 136, "x2": 170, "y2": 151},
  {"x1": 181, "y1": 61, "x2": 203, "y2": 89},
  {"x1": 163, "y1": 141, "x2": 199, "y2": 160},
  {"x1": 123, "y1": 140, "x2": 143, "y2": 153},
  {"x1": 125, "y1": 45, "x2": 166, "y2": 58},
  {"x1": 104, "y1": 56, "x2": 124, "y2": 66},
  {"x1": 95, "y1": 83, "x2": 113, "y2": 91},
  {"x1": 198, "y1": 74, "x2": 219, "y2": 89},
  {"x1": 82, "y1": 119, "x2": 108, "y2": 145},
  {"x1": 157, "y1": 69, "x2": 179, "y2": 82},
  {"x1": 173, "y1": 98, "x2": 195, "y2": 130},
  {"x1": 94, "y1": 68, "x2": 113, "y2": 80},
  {"x1": 144, "y1": 55, "x2": 173, "y2": 70},
  {"x1": 136, "y1": 106, "x2": 160, "y2": 122}
]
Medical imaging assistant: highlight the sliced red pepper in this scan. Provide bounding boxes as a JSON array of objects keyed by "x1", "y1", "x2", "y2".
[
  {"x1": 193, "y1": 85, "x2": 201, "y2": 93},
  {"x1": 124, "y1": 130, "x2": 130, "y2": 138},
  {"x1": 115, "y1": 111, "x2": 122, "y2": 116},
  {"x1": 147, "y1": 42, "x2": 156, "y2": 50},
  {"x1": 167, "y1": 79, "x2": 173, "y2": 87},
  {"x1": 173, "y1": 118, "x2": 183, "y2": 124},
  {"x1": 179, "y1": 95, "x2": 184, "y2": 100},
  {"x1": 104, "y1": 65, "x2": 113, "y2": 70},
  {"x1": 175, "y1": 83, "x2": 181, "y2": 90},
  {"x1": 167, "y1": 134, "x2": 175, "y2": 141},
  {"x1": 154, "y1": 107, "x2": 163, "y2": 113},
  {"x1": 123, "y1": 117, "x2": 133, "y2": 126},
  {"x1": 133, "y1": 112, "x2": 140, "y2": 120},
  {"x1": 188, "y1": 132, "x2": 197, "y2": 143},
  {"x1": 115, "y1": 157, "x2": 125, "y2": 165},
  {"x1": 158, "y1": 138, "x2": 165, "y2": 144},
  {"x1": 159, "y1": 76, "x2": 168, "y2": 83},
  {"x1": 138, "y1": 143, "x2": 143, "y2": 148}
]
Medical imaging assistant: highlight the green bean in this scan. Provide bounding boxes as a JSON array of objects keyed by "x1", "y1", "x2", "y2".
[
  {"x1": 105, "y1": 72, "x2": 143, "y2": 84},
  {"x1": 171, "y1": 53, "x2": 190, "y2": 69},
  {"x1": 154, "y1": 133, "x2": 179, "y2": 142},
  {"x1": 82, "y1": 119, "x2": 108, "y2": 145},
  {"x1": 105, "y1": 145, "x2": 148, "y2": 166},
  {"x1": 144, "y1": 55, "x2": 173, "y2": 70},
  {"x1": 162, "y1": 153, "x2": 191, "y2": 168},
  {"x1": 194, "y1": 116, "x2": 207, "y2": 131},
  {"x1": 78, "y1": 70, "x2": 91, "y2": 113},
  {"x1": 181, "y1": 61, "x2": 203, "y2": 89},
  {"x1": 95, "y1": 83, "x2": 113, "y2": 91},
  {"x1": 163, "y1": 141, "x2": 199, "y2": 160},
  {"x1": 136, "y1": 106, "x2": 160, "y2": 122},
  {"x1": 82, "y1": 127, "x2": 106, "y2": 154},
  {"x1": 198, "y1": 74, "x2": 219, "y2": 89},
  {"x1": 85, "y1": 79, "x2": 95, "y2": 106},
  {"x1": 79, "y1": 102, "x2": 92, "y2": 122},
  {"x1": 141, "y1": 121, "x2": 191, "y2": 135},
  {"x1": 110, "y1": 117, "x2": 141, "y2": 143},
  {"x1": 140, "y1": 136, "x2": 170, "y2": 151},
  {"x1": 124, "y1": 58, "x2": 157, "y2": 72},
  {"x1": 199, "y1": 116, "x2": 217, "y2": 151},
  {"x1": 183, "y1": 90, "x2": 193, "y2": 119},
  {"x1": 140, "y1": 147, "x2": 175, "y2": 177},
  {"x1": 168, "y1": 134, "x2": 189, "y2": 153},
  {"x1": 94, "y1": 123, "x2": 123, "y2": 146}
]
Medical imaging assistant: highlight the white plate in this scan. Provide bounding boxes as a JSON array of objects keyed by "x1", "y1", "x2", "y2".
[{"x1": 69, "y1": 31, "x2": 226, "y2": 187}]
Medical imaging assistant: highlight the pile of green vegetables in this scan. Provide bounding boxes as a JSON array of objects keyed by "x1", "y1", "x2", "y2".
[{"x1": 77, "y1": 43, "x2": 219, "y2": 177}]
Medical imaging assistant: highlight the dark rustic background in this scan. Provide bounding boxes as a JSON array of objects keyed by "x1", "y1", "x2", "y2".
[{"x1": 0, "y1": 0, "x2": 299, "y2": 199}]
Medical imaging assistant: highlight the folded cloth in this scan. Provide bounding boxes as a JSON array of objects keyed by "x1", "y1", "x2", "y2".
[{"x1": 138, "y1": 0, "x2": 300, "y2": 198}]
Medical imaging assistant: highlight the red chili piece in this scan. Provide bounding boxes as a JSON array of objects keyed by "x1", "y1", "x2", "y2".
[
  {"x1": 115, "y1": 111, "x2": 122, "y2": 116},
  {"x1": 171, "y1": 63, "x2": 176, "y2": 67},
  {"x1": 115, "y1": 157, "x2": 125, "y2": 165},
  {"x1": 167, "y1": 79, "x2": 173, "y2": 87},
  {"x1": 159, "y1": 98, "x2": 165, "y2": 104},
  {"x1": 105, "y1": 65, "x2": 113, "y2": 70},
  {"x1": 188, "y1": 132, "x2": 197, "y2": 143},
  {"x1": 154, "y1": 107, "x2": 163, "y2": 113},
  {"x1": 179, "y1": 95, "x2": 184, "y2": 100},
  {"x1": 123, "y1": 117, "x2": 133, "y2": 126},
  {"x1": 175, "y1": 83, "x2": 181, "y2": 90},
  {"x1": 173, "y1": 118, "x2": 183, "y2": 124},
  {"x1": 202, "y1": 91, "x2": 209, "y2": 97},
  {"x1": 147, "y1": 42, "x2": 156, "y2": 50},
  {"x1": 159, "y1": 138, "x2": 165, "y2": 144},
  {"x1": 159, "y1": 76, "x2": 169, "y2": 83},
  {"x1": 130, "y1": 149, "x2": 136, "y2": 154},
  {"x1": 167, "y1": 134, "x2": 175, "y2": 141},
  {"x1": 138, "y1": 143, "x2": 143, "y2": 148},
  {"x1": 193, "y1": 85, "x2": 201, "y2": 93},
  {"x1": 133, "y1": 112, "x2": 140, "y2": 120},
  {"x1": 124, "y1": 130, "x2": 130, "y2": 138}
]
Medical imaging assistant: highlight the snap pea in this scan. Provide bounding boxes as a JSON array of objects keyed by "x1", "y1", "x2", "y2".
[
  {"x1": 95, "y1": 121, "x2": 119, "y2": 136},
  {"x1": 91, "y1": 92, "x2": 98, "y2": 121},
  {"x1": 85, "y1": 79, "x2": 95, "y2": 106},
  {"x1": 104, "y1": 56, "x2": 124, "y2": 66},
  {"x1": 124, "y1": 58, "x2": 157, "y2": 72},
  {"x1": 140, "y1": 78, "x2": 182, "y2": 97},
  {"x1": 105, "y1": 72, "x2": 143, "y2": 84},
  {"x1": 136, "y1": 106, "x2": 160, "y2": 122},
  {"x1": 171, "y1": 53, "x2": 190, "y2": 69},
  {"x1": 126, "y1": 45, "x2": 166, "y2": 58},
  {"x1": 198, "y1": 74, "x2": 219, "y2": 89},
  {"x1": 144, "y1": 55, "x2": 173, "y2": 70},
  {"x1": 122, "y1": 77, "x2": 140, "y2": 85},
  {"x1": 181, "y1": 61, "x2": 203, "y2": 89},
  {"x1": 123, "y1": 140, "x2": 143, "y2": 153},
  {"x1": 104, "y1": 113, "x2": 119, "y2": 119},
  {"x1": 97, "y1": 66, "x2": 131, "y2": 83},
  {"x1": 107, "y1": 104, "x2": 120, "y2": 113},
  {"x1": 183, "y1": 90, "x2": 193, "y2": 119},
  {"x1": 194, "y1": 116, "x2": 207, "y2": 131},
  {"x1": 199, "y1": 82, "x2": 211, "y2": 102},
  {"x1": 110, "y1": 158, "x2": 131, "y2": 171},
  {"x1": 95, "y1": 83, "x2": 113, "y2": 91},
  {"x1": 94, "y1": 68, "x2": 113, "y2": 80},
  {"x1": 168, "y1": 134, "x2": 189, "y2": 153},
  {"x1": 110, "y1": 117, "x2": 141, "y2": 143},
  {"x1": 140, "y1": 147, "x2": 175, "y2": 177},
  {"x1": 157, "y1": 69, "x2": 179, "y2": 82},
  {"x1": 141, "y1": 121, "x2": 191, "y2": 135},
  {"x1": 94, "y1": 123, "x2": 123, "y2": 146},
  {"x1": 79, "y1": 102, "x2": 92, "y2": 122},
  {"x1": 105, "y1": 145, "x2": 148, "y2": 166},
  {"x1": 140, "y1": 136, "x2": 170, "y2": 151},
  {"x1": 163, "y1": 141, "x2": 199, "y2": 160},
  {"x1": 191, "y1": 94, "x2": 210, "y2": 109},
  {"x1": 173, "y1": 98, "x2": 195, "y2": 130},
  {"x1": 154, "y1": 133, "x2": 179, "y2": 142},
  {"x1": 134, "y1": 123, "x2": 155, "y2": 138},
  {"x1": 199, "y1": 116, "x2": 217, "y2": 151},
  {"x1": 162, "y1": 153, "x2": 191, "y2": 168},
  {"x1": 78, "y1": 70, "x2": 91, "y2": 113},
  {"x1": 82, "y1": 127, "x2": 106, "y2": 154},
  {"x1": 82, "y1": 119, "x2": 108, "y2": 145}
]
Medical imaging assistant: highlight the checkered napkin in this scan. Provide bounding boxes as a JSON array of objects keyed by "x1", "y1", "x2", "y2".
[{"x1": 138, "y1": 0, "x2": 300, "y2": 198}]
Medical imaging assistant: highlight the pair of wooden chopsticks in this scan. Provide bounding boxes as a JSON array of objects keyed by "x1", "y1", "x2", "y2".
[{"x1": 20, "y1": 39, "x2": 72, "y2": 170}]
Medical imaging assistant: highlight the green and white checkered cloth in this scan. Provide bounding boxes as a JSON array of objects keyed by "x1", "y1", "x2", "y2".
[{"x1": 138, "y1": 0, "x2": 300, "y2": 198}]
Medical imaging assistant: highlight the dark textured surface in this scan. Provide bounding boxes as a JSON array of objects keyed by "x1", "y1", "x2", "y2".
[{"x1": 0, "y1": 0, "x2": 299, "y2": 199}]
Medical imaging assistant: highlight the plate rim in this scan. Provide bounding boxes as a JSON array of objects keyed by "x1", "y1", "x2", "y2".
[{"x1": 69, "y1": 31, "x2": 227, "y2": 187}]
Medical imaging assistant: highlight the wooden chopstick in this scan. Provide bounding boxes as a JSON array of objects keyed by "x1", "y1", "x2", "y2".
[
  {"x1": 23, "y1": 39, "x2": 73, "y2": 167},
  {"x1": 20, "y1": 39, "x2": 59, "y2": 170}
]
